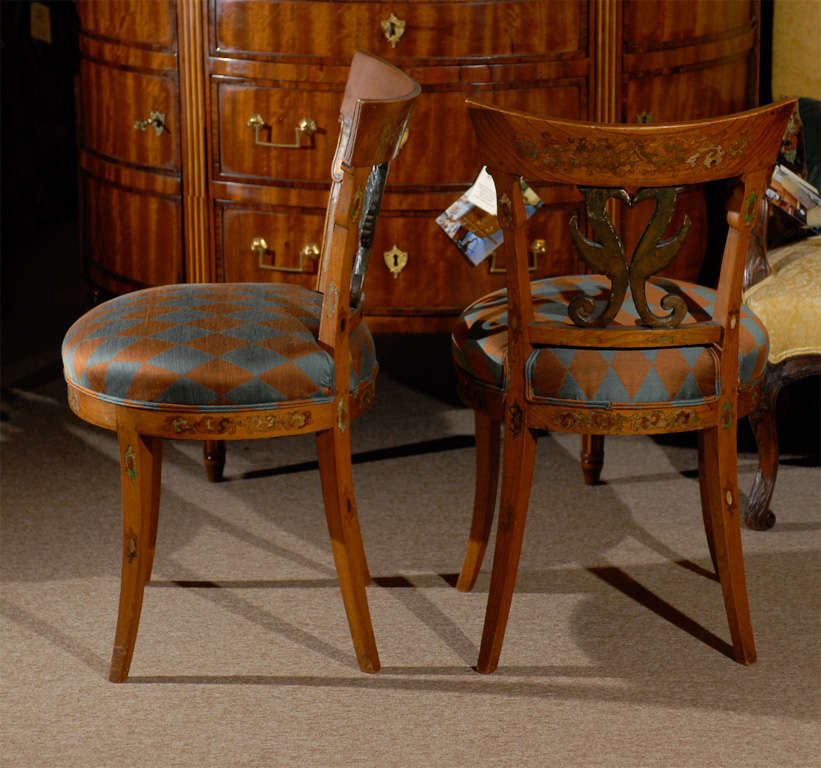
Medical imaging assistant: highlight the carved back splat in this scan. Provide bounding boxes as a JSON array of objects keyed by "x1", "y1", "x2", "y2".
[{"x1": 569, "y1": 186, "x2": 691, "y2": 327}]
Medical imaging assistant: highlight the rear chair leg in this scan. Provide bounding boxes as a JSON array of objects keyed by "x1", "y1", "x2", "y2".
[
  {"x1": 316, "y1": 423, "x2": 380, "y2": 673},
  {"x1": 457, "y1": 412, "x2": 501, "y2": 592}
]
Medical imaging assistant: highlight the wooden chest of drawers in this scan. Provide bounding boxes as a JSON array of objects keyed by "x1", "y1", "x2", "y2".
[{"x1": 76, "y1": 0, "x2": 761, "y2": 332}]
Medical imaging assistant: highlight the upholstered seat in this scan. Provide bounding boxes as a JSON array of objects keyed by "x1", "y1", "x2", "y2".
[
  {"x1": 63, "y1": 283, "x2": 377, "y2": 411},
  {"x1": 743, "y1": 235, "x2": 821, "y2": 364},
  {"x1": 453, "y1": 275, "x2": 769, "y2": 406}
]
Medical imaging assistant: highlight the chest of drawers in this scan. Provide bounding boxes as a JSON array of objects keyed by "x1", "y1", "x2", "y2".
[{"x1": 76, "y1": 0, "x2": 761, "y2": 332}]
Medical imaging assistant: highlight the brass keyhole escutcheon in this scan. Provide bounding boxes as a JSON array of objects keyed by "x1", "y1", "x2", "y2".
[
  {"x1": 384, "y1": 245, "x2": 408, "y2": 278},
  {"x1": 380, "y1": 12, "x2": 406, "y2": 47}
]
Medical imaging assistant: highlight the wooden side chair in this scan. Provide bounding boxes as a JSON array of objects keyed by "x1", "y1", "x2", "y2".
[
  {"x1": 61, "y1": 52, "x2": 420, "y2": 681},
  {"x1": 742, "y1": 224, "x2": 821, "y2": 529},
  {"x1": 451, "y1": 99, "x2": 796, "y2": 673}
]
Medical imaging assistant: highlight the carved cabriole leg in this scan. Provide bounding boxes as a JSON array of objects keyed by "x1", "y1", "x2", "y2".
[
  {"x1": 697, "y1": 425, "x2": 757, "y2": 664},
  {"x1": 476, "y1": 417, "x2": 537, "y2": 674},
  {"x1": 456, "y1": 412, "x2": 502, "y2": 592},
  {"x1": 203, "y1": 440, "x2": 226, "y2": 483},
  {"x1": 745, "y1": 364, "x2": 782, "y2": 530},
  {"x1": 316, "y1": 423, "x2": 380, "y2": 673},
  {"x1": 110, "y1": 424, "x2": 163, "y2": 683},
  {"x1": 580, "y1": 433, "x2": 605, "y2": 485}
]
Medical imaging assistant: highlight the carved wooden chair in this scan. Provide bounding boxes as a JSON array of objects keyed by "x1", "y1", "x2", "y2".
[
  {"x1": 741, "y1": 206, "x2": 821, "y2": 529},
  {"x1": 451, "y1": 99, "x2": 796, "y2": 672},
  {"x1": 61, "y1": 52, "x2": 419, "y2": 681}
]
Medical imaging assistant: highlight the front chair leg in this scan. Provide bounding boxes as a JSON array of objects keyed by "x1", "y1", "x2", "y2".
[
  {"x1": 698, "y1": 425, "x2": 756, "y2": 664},
  {"x1": 316, "y1": 423, "x2": 380, "y2": 673},
  {"x1": 457, "y1": 411, "x2": 501, "y2": 592},
  {"x1": 111, "y1": 426, "x2": 163, "y2": 682},
  {"x1": 476, "y1": 420, "x2": 537, "y2": 674}
]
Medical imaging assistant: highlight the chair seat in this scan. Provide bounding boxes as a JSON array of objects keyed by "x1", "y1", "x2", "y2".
[
  {"x1": 452, "y1": 275, "x2": 769, "y2": 407},
  {"x1": 743, "y1": 235, "x2": 821, "y2": 364},
  {"x1": 62, "y1": 283, "x2": 377, "y2": 412}
]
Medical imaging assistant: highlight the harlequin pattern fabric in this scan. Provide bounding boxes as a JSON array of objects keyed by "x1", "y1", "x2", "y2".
[
  {"x1": 743, "y1": 235, "x2": 821, "y2": 364},
  {"x1": 452, "y1": 275, "x2": 769, "y2": 407},
  {"x1": 62, "y1": 283, "x2": 377, "y2": 412}
]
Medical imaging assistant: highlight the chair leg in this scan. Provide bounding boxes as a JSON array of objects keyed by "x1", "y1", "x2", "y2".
[
  {"x1": 697, "y1": 425, "x2": 757, "y2": 664},
  {"x1": 316, "y1": 425, "x2": 380, "y2": 673},
  {"x1": 580, "y1": 434, "x2": 605, "y2": 485},
  {"x1": 203, "y1": 440, "x2": 226, "y2": 483},
  {"x1": 456, "y1": 411, "x2": 501, "y2": 592},
  {"x1": 745, "y1": 367, "x2": 783, "y2": 530},
  {"x1": 110, "y1": 428, "x2": 163, "y2": 682},
  {"x1": 476, "y1": 421, "x2": 537, "y2": 674}
]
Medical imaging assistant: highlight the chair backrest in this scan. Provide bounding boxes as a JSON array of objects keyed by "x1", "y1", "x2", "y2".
[
  {"x1": 316, "y1": 52, "x2": 420, "y2": 350},
  {"x1": 466, "y1": 99, "x2": 796, "y2": 391}
]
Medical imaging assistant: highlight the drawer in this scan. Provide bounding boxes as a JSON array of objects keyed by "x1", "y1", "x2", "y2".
[
  {"x1": 213, "y1": 1, "x2": 587, "y2": 62},
  {"x1": 80, "y1": 60, "x2": 180, "y2": 171},
  {"x1": 77, "y1": 0, "x2": 177, "y2": 49},
  {"x1": 392, "y1": 80, "x2": 589, "y2": 187},
  {"x1": 363, "y1": 202, "x2": 584, "y2": 314},
  {"x1": 219, "y1": 205, "x2": 326, "y2": 287},
  {"x1": 215, "y1": 81, "x2": 342, "y2": 183},
  {"x1": 623, "y1": 0, "x2": 753, "y2": 50},
  {"x1": 82, "y1": 172, "x2": 183, "y2": 291},
  {"x1": 215, "y1": 76, "x2": 588, "y2": 186},
  {"x1": 622, "y1": 56, "x2": 754, "y2": 123}
]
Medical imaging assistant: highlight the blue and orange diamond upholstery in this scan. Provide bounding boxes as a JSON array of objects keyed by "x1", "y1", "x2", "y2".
[
  {"x1": 62, "y1": 283, "x2": 377, "y2": 412},
  {"x1": 452, "y1": 275, "x2": 769, "y2": 407}
]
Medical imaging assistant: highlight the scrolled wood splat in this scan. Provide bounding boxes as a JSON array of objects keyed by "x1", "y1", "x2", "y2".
[
  {"x1": 350, "y1": 161, "x2": 389, "y2": 307},
  {"x1": 569, "y1": 186, "x2": 690, "y2": 328}
]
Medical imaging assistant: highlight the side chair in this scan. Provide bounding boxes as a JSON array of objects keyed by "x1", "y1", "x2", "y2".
[
  {"x1": 61, "y1": 52, "x2": 420, "y2": 681},
  {"x1": 451, "y1": 99, "x2": 796, "y2": 673},
  {"x1": 742, "y1": 216, "x2": 821, "y2": 529}
]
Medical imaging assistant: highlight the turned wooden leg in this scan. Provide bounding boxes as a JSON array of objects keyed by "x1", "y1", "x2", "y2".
[
  {"x1": 580, "y1": 434, "x2": 605, "y2": 485},
  {"x1": 110, "y1": 424, "x2": 163, "y2": 682},
  {"x1": 476, "y1": 418, "x2": 537, "y2": 674},
  {"x1": 456, "y1": 411, "x2": 502, "y2": 592},
  {"x1": 316, "y1": 420, "x2": 379, "y2": 673},
  {"x1": 698, "y1": 424, "x2": 757, "y2": 664},
  {"x1": 745, "y1": 373, "x2": 780, "y2": 530},
  {"x1": 203, "y1": 440, "x2": 226, "y2": 483}
]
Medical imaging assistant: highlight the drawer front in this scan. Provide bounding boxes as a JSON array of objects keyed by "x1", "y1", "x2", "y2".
[
  {"x1": 363, "y1": 202, "x2": 584, "y2": 315},
  {"x1": 215, "y1": 78, "x2": 588, "y2": 186},
  {"x1": 623, "y1": 0, "x2": 754, "y2": 49},
  {"x1": 215, "y1": 81, "x2": 342, "y2": 183},
  {"x1": 622, "y1": 56, "x2": 755, "y2": 124},
  {"x1": 214, "y1": 0, "x2": 587, "y2": 62},
  {"x1": 77, "y1": 0, "x2": 177, "y2": 49},
  {"x1": 83, "y1": 174, "x2": 183, "y2": 291},
  {"x1": 219, "y1": 206, "x2": 326, "y2": 287},
  {"x1": 393, "y1": 81, "x2": 589, "y2": 187},
  {"x1": 80, "y1": 60, "x2": 180, "y2": 170}
]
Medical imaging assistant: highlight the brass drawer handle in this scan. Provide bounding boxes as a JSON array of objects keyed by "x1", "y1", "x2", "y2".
[
  {"x1": 384, "y1": 245, "x2": 408, "y2": 278},
  {"x1": 247, "y1": 114, "x2": 317, "y2": 149},
  {"x1": 381, "y1": 12, "x2": 406, "y2": 47},
  {"x1": 134, "y1": 111, "x2": 167, "y2": 136},
  {"x1": 489, "y1": 238, "x2": 545, "y2": 274},
  {"x1": 252, "y1": 237, "x2": 319, "y2": 273}
]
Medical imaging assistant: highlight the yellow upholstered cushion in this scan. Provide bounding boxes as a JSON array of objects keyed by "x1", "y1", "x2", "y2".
[{"x1": 743, "y1": 235, "x2": 821, "y2": 364}]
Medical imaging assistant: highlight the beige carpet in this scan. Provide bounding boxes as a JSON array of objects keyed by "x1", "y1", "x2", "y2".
[{"x1": 1, "y1": 339, "x2": 819, "y2": 767}]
